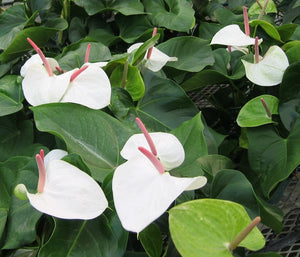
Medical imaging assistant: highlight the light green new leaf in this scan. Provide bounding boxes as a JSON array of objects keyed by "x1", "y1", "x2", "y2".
[
  {"x1": 248, "y1": 0, "x2": 277, "y2": 16},
  {"x1": 169, "y1": 199, "x2": 265, "y2": 257},
  {"x1": 237, "y1": 95, "x2": 279, "y2": 127},
  {"x1": 249, "y1": 20, "x2": 282, "y2": 42},
  {"x1": 143, "y1": 0, "x2": 195, "y2": 32}
]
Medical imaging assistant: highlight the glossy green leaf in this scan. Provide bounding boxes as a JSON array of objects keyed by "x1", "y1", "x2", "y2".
[
  {"x1": 169, "y1": 199, "x2": 265, "y2": 257},
  {"x1": 72, "y1": 0, "x2": 144, "y2": 16},
  {"x1": 0, "y1": 4, "x2": 28, "y2": 49},
  {"x1": 39, "y1": 215, "x2": 126, "y2": 257},
  {"x1": 32, "y1": 103, "x2": 133, "y2": 181},
  {"x1": 0, "y1": 75, "x2": 23, "y2": 116},
  {"x1": 280, "y1": 62, "x2": 300, "y2": 103},
  {"x1": 214, "y1": 7, "x2": 243, "y2": 25},
  {"x1": 198, "y1": 22, "x2": 222, "y2": 41},
  {"x1": 139, "y1": 223, "x2": 163, "y2": 257},
  {"x1": 110, "y1": 62, "x2": 145, "y2": 101},
  {"x1": 248, "y1": 0, "x2": 277, "y2": 16},
  {"x1": 279, "y1": 99, "x2": 300, "y2": 131},
  {"x1": 143, "y1": 0, "x2": 195, "y2": 32},
  {"x1": 59, "y1": 41, "x2": 111, "y2": 70},
  {"x1": 117, "y1": 15, "x2": 154, "y2": 44},
  {"x1": 286, "y1": 43, "x2": 300, "y2": 63},
  {"x1": 0, "y1": 18, "x2": 68, "y2": 62},
  {"x1": 249, "y1": 20, "x2": 283, "y2": 42},
  {"x1": 137, "y1": 70, "x2": 199, "y2": 131},
  {"x1": 172, "y1": 113, "x2": 208, "y2": 172},
  {"x1": 157, "y1": 37, "x2": 214, "y2": 72},
  {"x1": 237, "y1": 95, "x2": 279, "y2": 127},
  {"x1": 0, "y1": 117, "x2": 34, "y2": 162},
  {"x1": 211, "y1": 169, "x2": 260, "y2": 219},
  {"x1": 277, "y1": 24, "x2": 298, "y2": 42},
  {"x1": 248, "y1": 119, "x2": 300, "y2": 197},
  {"x1": 247, "y1": 253, "x2": 283, "y2": 257}
]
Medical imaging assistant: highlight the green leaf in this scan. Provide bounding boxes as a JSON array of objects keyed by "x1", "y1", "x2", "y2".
[
  {"x1": 139, "y1": 223, "x2": 163, "y2": 257},
  {"x1": 32, "y1": 103, "x2": 133, "y2": 181},
  {"x1": 137, "y1": 70, "x2": 199, "y2": 130},
  {"x1": 68, "y1": 17, "x2": 87, "y2": 43},
  {"x1": 277, "y1": 24, "x2": 298, "y2": 42},
  {"x1": 39, "y1": 215, "x2": 125, "y2": 257},
  {"x1": 0, "y1": 18, "x2": 68, "y2": 62},
  {"x1": 211, "y1": 169, "x2": 260, "y2": 219},
  {"x1": 248, "y1": 0, "x2": 277, "y2": 16},
  {"x1": 0, "y1": 75, "x2": 23, "y2": 116},
  {"x1": 169, "y1": 199, "x2": 265, "y2": 257},
  {"x1": 286, "y1": 43, "x2": 300, "y2": 64},
  {"x1": 143, "y1": 0, "x2": 195, "y2": 32},
  {"x1": 247, "y1": 253, "x2": 283, "y2": 257},
  {"x1": 117, "y1": 15, "x2": 154, "y2": 44},
  {"x1": 0, "y1": 4, "x2": 28, "y2": 50},
  {"x1": 0, "y1": 117, "x2": 34, "y2": 162},
  {"x1": 279, "y1": 99, "x2": 300, "y2": 131},
  {"x1": 248, "y1": 119, "x2": 300, "y2": 197},
  {"x1": 214, "y1": 7, "x2": 243, "y2": 25},
  {"x1": 110, "y1": 62, "x2": 145, "y2": 101},
  {"x1": 172, "y1": 113, "x2": 208, "y2": 171},
  {"x1": 72, "y1": 0, "x2": 144, "y2": 16},
  {"x1": 249, "y1": 20, "x2": 283, "y2": 42},
  {"x1": 237, "y1": 95, "x2": 279, "y2": 127},
  {"x1": 157, "y1": 37, "x2": 214, "y2": 72},
  {"x1": 280, "y1": 62, "x2": 300, "y2": 103},
  {"x1": 59, "y1": 41, "x2": 111, "y2": 70}
]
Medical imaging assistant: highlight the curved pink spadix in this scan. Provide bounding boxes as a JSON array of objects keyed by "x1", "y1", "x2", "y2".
[
  {"x1": 135, "y1": 117, "x2": 157, "y2": 156},
  {"x1": 138, "y1": 146, "x2": 165, "y2": 174},
  {"x1": 27, "y1": 38, "x2": 53, "y2": 76},
  {"x1": 255, "y1": 36, "x2": 260, "y2": 63},
  {"x1": 70, "y1": 65, "x2": 88, "y2": 82},
  {"x1": 147, "y1": 27, "x2": 158, "y2": 60},
  {"x1": 36, "y1": 149, "x2": 46, "y2": 193},
  {"x1": 243, "y1": 6, "x2": 250, "y2": 36},
  {"x1": 85, "y1": 44, "x2": 91, "y2": 63},
  {"x1": 260, "y1": 97, "x2": 271, "y2": 118}
]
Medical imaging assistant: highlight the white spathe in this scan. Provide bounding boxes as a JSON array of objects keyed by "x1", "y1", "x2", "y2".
[
  {"x1": 120, "y1": 132, "x2": 185, "y2": 171},
  {"x1": 18, "y1": 150, "x2": 108, "y2": 220},
  {"x1": 22, "y1": 63, "x2": 74, "y2": 106},
  {"x1": 112, "y1": 156, "x2": 207, "y2": 233},
  {"x1": 127, "y1": 43, "x2": 177, "y2": 72},
  {"x1": 211, "y1": 24, "x2": 262, "y2": 47},
  {"x1": 20, "y1": 54, "x2": 59, "y2": 77},
  {"x1": 241, "y1": 45, "x2": 289, "y2": 86},
  {"x1": 61, "y1": 64, "x2": 111, "y2": 110}
]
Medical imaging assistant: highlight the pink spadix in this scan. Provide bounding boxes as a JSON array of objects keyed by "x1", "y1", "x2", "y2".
[
  {"x1": 70, "y1": 65, "x2": 88, "y2": 82},
  {"x1": 135, "y1": 117, "x2": 157, "y2": 156},
  {"x1": 255, "y1": 36, "x2": 260, "y2": 63},
  {"x1": 243, "y1": 6, "x2": 250, "y2": 36},
  {"x1": 85, "y1": 43, "x2": 91, "y2": 63},
  {"x1": 147, "y1": 27, "x2": 158, "y2": 60},
  {"x1": 36, "y1": 149, "x2": 46, "y2": 193},
  {"x1": 260, "y1": 97, "x2": 271, "y2": 118},
  {"x1": 27, "y1": 38, "x2": 53, "y2": 77},
  {"x1": 138, "y1": 146, "x2": 165, "y2": 174}
]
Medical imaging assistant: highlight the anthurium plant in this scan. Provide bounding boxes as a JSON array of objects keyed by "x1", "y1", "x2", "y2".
[{"x1": 0, "y1": 0, "x2": 299, "y2": 257}]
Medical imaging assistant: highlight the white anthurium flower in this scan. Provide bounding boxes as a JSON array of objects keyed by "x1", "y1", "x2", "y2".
[
  {"x1": 15, "y1": 149, "x2": 108, "y2": 220},
  {"x1": 241, "y1": 45, "x2": 289, "y2": 86},
  {"x1": 21, "y1": 39, "x2": 111, "y2": 109},
  {"x1": 127, "y1": 43, "x2": 177, "y2": 72},
  {"x1": 20, "y1": 54, "x2": 59, "y2": 77},
  {"x1": 60, "y1": 64, "x2": 111, "y2": 110},
  {"x1": 112, "y1": 118, "x2": 207, "y2": 233}
]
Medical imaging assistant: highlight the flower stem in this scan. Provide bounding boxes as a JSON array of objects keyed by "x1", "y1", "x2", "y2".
[
  {"x1": 121, "y1": 59, "x2": 129, "y2": 89},
  {"x1": 36, "y1": 150, "x2": 46, "y2": 193},
  {"x1": 255, "y1": 37, "x2": 260, "y2": 63},
  {"x1": 85, "y1": 43, "x2": 91, "y2": 63},
  {"x1": 260, "y1": 97, "x2": 271, "y2": 118},
  {"x1": 70, "y1": 65, "x2": 88, "y2": 82},
  {"x1": 147, "y1": 27, "x2": 158, "y2": 59},
  {"x1": 243, "y1": 6, "x2": 250, "y2": 36},
  {"x1": 258, "y1": 0, "x2": 269, "y2": 20},
  {"x1": 135, "y1": 117, "x2": 157, "y2": 156},
  {"x1": 27, "y1": 38, "x2": 53, "y2": 76},
  {"x1": 138, "y1": 146, "x2": 165, "y2": 174},
  {"x1": 229, "y1": 217, "x2": 261, "y2": 251}
]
